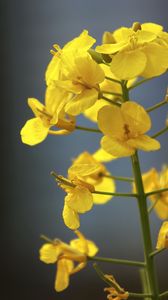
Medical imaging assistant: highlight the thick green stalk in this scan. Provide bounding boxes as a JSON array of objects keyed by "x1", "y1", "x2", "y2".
[{"x1": 131, "y1": 152, "x2": 159, "y2": 299}]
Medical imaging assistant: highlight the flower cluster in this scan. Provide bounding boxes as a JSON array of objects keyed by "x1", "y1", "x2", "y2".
[{"x1": 21, "y1": 21, "x2": 168, "y2": 298}]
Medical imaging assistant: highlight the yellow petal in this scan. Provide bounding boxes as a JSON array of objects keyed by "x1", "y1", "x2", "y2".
[
  {"x1": 156, "y1": 221, "x2": 168, "y2": 249},
  {"x1": 65, "y1": 187, "x2": 93, "y2": 213},
  {"x1": 74, "y1": 55, "x2": 105, "y2": 85},
  {"x1": 20, "y1": 118, "x2": 49, "y2": 146},
  {"x1": 70, "y1": 238, "x2": 98, "y2": 257},
  {"x1": 93, "y1": 148, "x2": 117, "y2": 162},
  {"x1": 64, "y1": 30, "x2": 96, "y2": 52},
  {"x1": 141, "y1": 43, "x2": 168, "y2": 78},
  {"x1": 135, "y1": 30, "x2": 156, "y2": 44},
  {"x1": 121, "y1": 101, "x2": 151, "y2": 134},
  {"x1": 65, "y1": 89, "x2": 98, "y2": 115},
  {"x1": 154, "y1": 200, "x2": 168, "y2": 220},
  {"x1": 141, "y1": 23, "x2": 163, "y2": 34},
  {"x1": 69, "y1": 163, "x2": 101, "y2": 177},
  {"x1": 96, "y1": 41, "x2": 127, "y2": 54},
  {"x1": 127, "y1": 135, "x2": 160, "y2": 151},
  {"x1": 39, "y1": 244, "x2": 61, "y2": 264},
  {"x1": 55, "y1": 259, "x2": 74, "y2": 292},
  {"x1": 54, "y1": 80, "x2": 83, "y2": 94},
  {"x1": 84, "y1": 99, "x2": 108, "y2": 123},
  {"x1": 111, "y1": 49, "x2": 147, "y2": 79},
  {"x1": 93, "y1": 176, "x2": 115, "y2": 204},
  {"x1": 62, "y1": 204, "x2": 80, "y2": 230},
  {"x1": 142, "y1": 168, "x2": 158, "y2": 194},
  {"x1": 98, "y1": 105, "x2": 124, "y2": 138},
  {"x1": 28, "y1": 98, "x2": 45, "y2": 117},
  {"x1": 101, "y1": 136, "x2": 135, "y2": 157}
]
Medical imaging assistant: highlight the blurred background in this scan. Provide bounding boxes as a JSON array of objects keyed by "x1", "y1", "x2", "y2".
[{"x1": 1, "y1": 0, "x2": 168, "y2": 299}]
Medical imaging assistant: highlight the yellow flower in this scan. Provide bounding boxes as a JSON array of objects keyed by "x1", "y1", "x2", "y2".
[
  {"x1": 46, "y1": 30, "x2": 96, "y2": 85},
  {"x1": 20, "y1": 86, "x2": 75, "y2": 145},
  {"x1": 156, "y1": 221, "x2": 168, "y2": 250},
  {"x1": 54, "y1": 173, "x2": 94, "y2": 229},
  {"x1": 39, "y1": 230, "x2": 98, "y2": 292},
  {"x1": 93, "y1": 148, "x2": 117, "y2": 162},
  {"x1": 141, "y1": 166, "x2": 168, "y2": 219},
  {"x1": 96, "y1": 22, "x2": 168, "y2": 79},
  {"x1": 54, "y1": 54, "x2": 105, "y2": 116},
  {"x1": 83, "y1": 64, "x2": 136, "y2": 123},
  {"x1": 68, "y1": 151, "x2": 115, "y2": 204},
  {"x1": 104, "y1": 275, "x2": 129, "y2": 300},
  {"x1": 98, "y1": 101, "x2": 160, "y2": 157}
]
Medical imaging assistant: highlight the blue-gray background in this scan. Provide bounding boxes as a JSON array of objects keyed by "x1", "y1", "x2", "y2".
[{"x1": 1, "y1": 0, "x2": 168, "y2": 299}]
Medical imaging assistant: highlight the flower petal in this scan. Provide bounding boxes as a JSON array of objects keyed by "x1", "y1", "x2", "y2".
[
  {"x1": 20, "y1": 118, "x2": 49, "y2": 146},
  {"x1": 84, "y1": 99, "x2": 108, "y2": 123},
  {"x1": 156, "y1": 222, "x2": 168, "y2": 249},
  {"x1": 65, "y1": 89, "x2": 98, "y2": 115},
  {"x1": 62, "y1": 204, "x2": 80, "y2": 230},
  {"x1": 28, "y1": 98, "x2": 45, "y2": 117},
  {"x1": 65, "y1": 187, "x2": 93, "y2": 213},
  {"x1": 39, "y1": 244, "x2": 61, "y2": 264},
  {"x1": 141, "y1": 43, "x2": 168, "y2": 78},
  {"x1": 93, "y1": 176, "x2": 115, "y2": 204},
  {"x1": 55, "y1": 259, "x2": 74, "y2": 292},
  {"x1": 98, "y1": 105, "x2": 124, "y2": 138},
  {"x1": 121, "y1": 101, "x2": 151, "y2": 134},
  {"x1": 127, "y1": 135, "x2": 160, "y2": 151},
  {"x1": 96, "y1": 41, "x2": 127, "y2": 54},
  {"x1": 69, "y1": 163, "x2": 101, "y2": 177},
  {"x1": 111, "y1": 49, "x2": 147, "y2": 79},
  {"x1": 70, "y1": 238, "x2": 98, "y2": 257},
  {"x1": 93, "y1": 148, "x2": 117, "y2": 162},
  {"x1": 101, "y1": 136, "x2": 135, "y2": 157}
]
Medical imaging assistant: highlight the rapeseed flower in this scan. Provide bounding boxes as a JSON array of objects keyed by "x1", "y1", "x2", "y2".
[
  {"x1": 53, "y1": 54, "x2": 105, "y2": 116},
  {"x1": 156, "y1": 222, "x2": 168, "y2": 250},
  {"x1": 39, "y1": 230, "x2": 98, "y2": 292},
  {"x1": 141, "y1": 166, "x2": 168, "y2": 219},
  {"x1": 21, "y1": 86, "x2": 75, "y2": 145},
  {"x1": 68, "y1": 151, "x2": 115, "y2": 204},
  {"x1": 46, "y1": 30, "x2": 96, "y2": 85},
  {"x1": 53, "y1": 173, "x2": 94, "y2": 229},
  {"x1": 96, "y1": 22, "x2": 168, "y2": 79},
  {"x1": 98, "y1": 101, "x2": 160, "y2": 157}
]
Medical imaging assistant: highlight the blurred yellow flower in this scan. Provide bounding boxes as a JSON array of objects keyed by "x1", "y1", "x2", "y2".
[
  {"x1": 96, "y1": 22, "x2": 168, "y2": 79},
  {"x1": 142, "y1": 167, "x2": 168, "y2": 219},
  {"x1": 104, "y1": 275, "x2": 129, "y2": 300},
  {"x1": 46, "y1": 30, "x2": 96, "y2": 85},
  {"x1": 54, "y1": 173, "x2": 94, "y2": 229},
  {"x1": 20, "y1": 86, "x2": 75, "y2": 145},
  {"x1": 98, "y1": 101, "x2": 160, "y2": 157},
  {"x1": 156, "y1": 221, "x2": 168, "y2": 250},
  {"x1": 39, "y1": 230, "x2": 98, "y2": 292},
  {"x1": 68, "y1": 151, "x2": 115, "y2": 204}
]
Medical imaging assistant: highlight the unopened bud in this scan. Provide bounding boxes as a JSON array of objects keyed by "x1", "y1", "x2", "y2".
[{"x1": 132, "y1": 22, "x2": 141, "y2": 32}]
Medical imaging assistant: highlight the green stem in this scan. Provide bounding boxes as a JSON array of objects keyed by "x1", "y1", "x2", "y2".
[
  {"x1": 105, "y1": 76, "x2": 122, "y2": 85},
  {"x1": 146, "y1": 187, "x2": 168, "y2": 196},
  {"x1": 131, "y1": 152, "x2": 159, "y2": 299},
  {"x1": 159, "y1": 291, "x2": 168, "y2": 298},
  {"x1": 75, "y1": 125, "x2": 101, "y2": 133},
  {"x1": 121, "y1": 81, "x2": 129, "y2": 101},
  {"x1": 93, "y1": 190, "x2": 137, "y2": 197},
  {"x1": 40, "y1": 234, "x2": 53, "y2": 243},
  {"x1": 146, "y1": 100, "x2": 167, "y2": 113},
  {"x1": 140, "y1": 268, "x2": 151, "y2": 300},
  {"x1": 129, "y1": 292, "x2": 153, "y2": 298},
  {"x1": 101, "y1": 95, "x2": 121, "y2": 106},
  {"x1": 89, "y1": 256, "x2": 145, "y2": 267},
  {"x1": 128, "y1": 77, "x2": 153, "y2": 90},
  {"x1": 103, "y1": 174, "x2": 134, "y2": 182},
  {"x1": 149, "y1": 248, "x2": 166, "y2": 258},
  {"x1": 148, "y1": 198, "x2": 159, "y2": 214},
  {"x1": 101, "y1": 90, "x2": 122, "y2": 97},
  {"x1": 152, "y1": 126, "x2": 168, "y2": 139}
]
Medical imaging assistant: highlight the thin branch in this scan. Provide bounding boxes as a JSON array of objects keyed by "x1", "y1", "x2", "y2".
[
  {"x1": 151, "y1": 126, "x2": 168, "y2": 139},
  {"x1": 148, "y1": 198, "x2": 159, "y2": 214},
  {"x1": 146, "y1": 188, "x2": 168, "y2": 197},
  {"x1": 93, "y1": 190, "x2": 137, "y2": 197},
  {"x1": 105, "y1": 76, "x2": 122, "y2": 85},
  {"x1": 89, "y1": 256, "x2": 145, "y2": 267},
  {"x1": 101, "y1": 95, "x2": 121, "y2": 106},
  {"x1": 146, "y1": 100, "x2": 167, "y2": 113},
  {"x1": 159, "y1": 291, "x2": 168, "y2": 298},
  {"x1": 149, "y1": 248, "x2": 166, "y2": 258},
  {"x1": 103, "y1": 174, "x2": 134, "y2": 182},
  {"x1": 75, "y1": 125, "x2": 101, "y2": 133}
]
